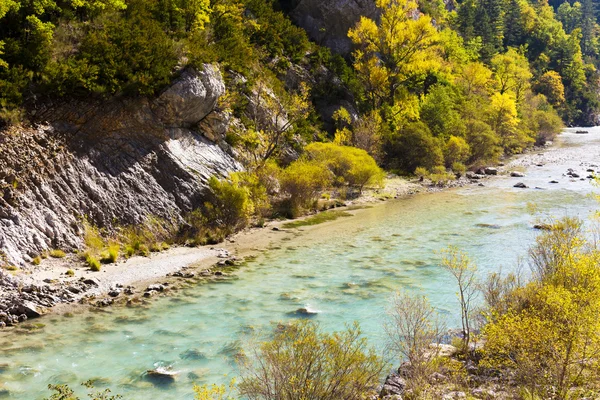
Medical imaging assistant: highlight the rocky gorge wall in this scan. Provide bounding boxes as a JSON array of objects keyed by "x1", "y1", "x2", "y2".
[{"x1": 0, "y1": 64, "x2": 241, "y2": 266}]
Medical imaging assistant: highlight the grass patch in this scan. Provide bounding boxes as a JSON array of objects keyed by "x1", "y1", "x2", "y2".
[
  {"x1": 49, "y1": 249, "x2": 66, "y2": 258},
  {"x1": 86, "y1": 254, "x2": 101, "y2": 271},
  {"x1": 32, "y1": 256, "x2": 41, "y2": 265},
  {"x1": 66, "y1": 269, "x2": 75, "y2": 276},
  {"x1": 282, "y1": 210, "x2": 353, "y2": 229},
  {"x1": 100, "y1": 244, "x2": 119, "y2": 264}
]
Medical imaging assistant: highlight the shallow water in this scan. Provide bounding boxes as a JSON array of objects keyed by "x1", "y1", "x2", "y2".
[{"x1": 1, "y1": 130, "x2": 600, "y2": 399}]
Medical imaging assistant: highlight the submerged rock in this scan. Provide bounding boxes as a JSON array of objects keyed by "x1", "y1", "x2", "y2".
[
  {"x1": 180, "y1": 349, "x2": 207, "y2": 361},
  {"x1": 144, "y1": 367, "x2": 178, "y2": 384}
]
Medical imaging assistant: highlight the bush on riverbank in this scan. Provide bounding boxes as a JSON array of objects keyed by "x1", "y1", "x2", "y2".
[{"x1": 238, "y1": 320, "x2": 386, "y2": 400}]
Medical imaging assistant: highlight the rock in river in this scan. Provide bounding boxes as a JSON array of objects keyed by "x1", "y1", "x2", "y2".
[{"x1": 513, "y1": 182, "x2": 528, "y2": 188}]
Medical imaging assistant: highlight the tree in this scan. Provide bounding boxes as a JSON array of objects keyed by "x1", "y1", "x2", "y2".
[
  {"x1": 488, "y1": 92, "x2": 529, "y2": 153},
  {"x1": 457, "y1": 62, "x2": 493, "y2": 97},
  {"x1": 348, "y1": 0, "x2": 441, "y2": 106},
  {"x1": 384, "y1": 291, "x2": 445, "y2": 393},
  {"x1": 535, "y1": 70, "x2": 565, "y2": 106},
  {"x1": 441, "y1": 247, "x2": 478, "y2": 350},
  {"x1": 240, "y1": 80, "x2": 311, "y2": 163},
  {"x1": 465, "y1": 119, "x2": 502, "y2": 165},
  {"x1": 490, "y1": 48, "x2": 532, "y2": 102},
  {"x1": 444, "y1": 135, "x2": 470, "y2": 168},
  {"x1": 386, "y1": 121, "x2": 443, "y2": 173},
  {"x1": 481, "y1": 222, "x2": 600, "y2": 398},
  {"x1": 238, "y1": 321, "x2": 386, "y2": 400}
]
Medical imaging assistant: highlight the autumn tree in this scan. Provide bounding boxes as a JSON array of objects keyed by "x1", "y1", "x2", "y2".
[
  {"x1": 490, "y1": 48, "x2": 532, "y2": 102},
  {"x1": 348, "y1": 0, "x2": 441, "y2": 107},
  {"x1": 535, "y1": 70, "x2": 565, "y2": 106}
]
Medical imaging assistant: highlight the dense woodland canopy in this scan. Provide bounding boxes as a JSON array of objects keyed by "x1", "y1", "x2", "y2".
[{"x1": 0, "y1": 0, "x2": 599, "y2": 175}]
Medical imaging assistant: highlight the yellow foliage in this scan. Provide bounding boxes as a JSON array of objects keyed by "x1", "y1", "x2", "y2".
[
  {"x1": 348, "y1": 0, "x2": 442, "y2": 105},
  {"x1": 305, "y1": 142, "x2": 385, "y2": 192}
]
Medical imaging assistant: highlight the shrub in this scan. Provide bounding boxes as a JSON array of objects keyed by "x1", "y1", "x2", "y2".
[
  {"x1": 124, "y1": 245, "x2": 136, "y2": 258},
  {"x1": 32, "y1": 256, "x2": 42, "y2": 265},
  {"x1": 385, "y1": 122, "x2": 444, "y2": 174},
  {"x1": 86, "y1": 254, "x2": 101, "y2": 271},
  {"x1": 384, "y1": 291, "x2": 446, "y2": 395},
  {"x1": 205, "y1": 175, "x2": 254, "y2": 232},
  {"x1": 279, "y1": 160, "x2": 332, "y2": 217},
  {"x1": 238, "y1": 320, "x2": 386, "y2": 400},
  {"x1": 50, "y1": 249, "x2": 67, "y2": 258},
  {"x1": 306, "y1": 142, "x2": 384, "y2": 193},
  {"x1": 427, "y1": 166, "x2": 456, "y2": 186},
  {"x1": 138, "y1": 244, "x2": 150, "y2": 257},
  {"x1": 66, "y1": 269, "x2": 75, "y2": 277},
  {"x1": 100, "y1": 244, "x2": 119, "y2": 264},
  {"x1": 149, "y1": 242, "x2": 162, "y2": 252},
  {"x1": 444, "y1": 136, "x2": 470, "y2": 168},
  {"x1": 451, "y1": 162, "x2": 467, "y2": 176}
]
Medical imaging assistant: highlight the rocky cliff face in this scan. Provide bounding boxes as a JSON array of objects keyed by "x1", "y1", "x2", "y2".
[
  {"x1": 0, "y1": 65, "x2": 241, "y2": 266},
  {"x1": 289, "y1": 0, "x2": 378, "y2": 55}
]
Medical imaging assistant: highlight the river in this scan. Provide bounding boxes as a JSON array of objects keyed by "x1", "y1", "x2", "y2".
[{"x1": 1, "y1": 129, "x2": 599, "y2": 399}]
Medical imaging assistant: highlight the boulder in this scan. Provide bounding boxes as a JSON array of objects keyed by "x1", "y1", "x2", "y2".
[
  {"x1": 147, "y1": 284, "x2": 165, "y2": 292},
  {"x1": 145, "y1": 367, "x2": 178, "y2": 383},
  {"x1": 510, "y1": 171, "x2": 525, "y2": 177},
  {"x1": 513, "y1": 182, "x2": 527, "y2": 188},
  {"x1": 484, "y1": 167, "x2": 498, "y2": 175},
  {"x1": 153, "y1": 65, "x2": 225, "y2": 127},
  {"x1": 83, "y1": 278, "x2": 100, "y2": 287},
  {"x1": 12, "y1": 301, "x2": 42, "y2": 318},
  {"x1": 380, "y1": 372, "x2": 406, "y2": 397}
]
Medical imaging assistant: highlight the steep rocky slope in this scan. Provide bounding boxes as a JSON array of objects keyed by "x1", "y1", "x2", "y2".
[
  {"x1": 289, "y1": 0, "x2": 378, "y2": 55},
  {"x1": 0, "y1": 65, "x2": 241, "y2": 266}
]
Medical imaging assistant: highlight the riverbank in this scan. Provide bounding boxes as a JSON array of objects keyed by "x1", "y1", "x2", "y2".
[
  {"x1": 0, "y1": 130, "x2": 594, "y2": 329},
  {"x1": 0, "y1": 174, "x2": 434, "y2": 328}
]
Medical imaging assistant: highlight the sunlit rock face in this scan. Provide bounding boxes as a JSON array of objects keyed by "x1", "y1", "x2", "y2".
[{"x1": 0, "y1": 64, "x2": 240, "y2": 266}]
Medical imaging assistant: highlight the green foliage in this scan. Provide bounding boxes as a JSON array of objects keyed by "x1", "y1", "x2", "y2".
[
  {"x1": 32, "y1": 255, "x2": 41, "y2": 265},
  {"x1": 282, "y1": 210, "x2": 352, "y2": 229},
  {"x1": 385, "y1": 122, "x2": 443, "y2": 174},
  {"x1": 238, "y1": 320, "x2": 386, "y2": 400}
]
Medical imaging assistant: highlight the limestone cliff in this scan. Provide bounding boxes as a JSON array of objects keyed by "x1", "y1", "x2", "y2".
[
  {"x1": 0, "y1": 65, "x2": 241, "y2": 266},
  {"x1": 289, "y1": 0, "x2": 379, "y2": 55}
]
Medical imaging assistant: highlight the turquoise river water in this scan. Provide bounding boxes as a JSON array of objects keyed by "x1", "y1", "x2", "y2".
[{"x1": 1, "y1": 129, "x2": 600, "y2": 399}]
